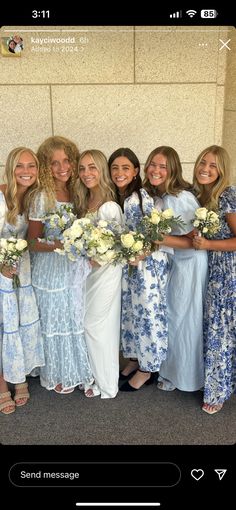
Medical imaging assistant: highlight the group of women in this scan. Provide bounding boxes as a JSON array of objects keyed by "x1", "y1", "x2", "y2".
[{"x1": 0, "y1": 136, "x2": 235, "y2": 418}]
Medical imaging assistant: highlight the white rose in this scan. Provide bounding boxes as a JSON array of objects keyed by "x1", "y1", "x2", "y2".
[
  {"x1": 202, "y1": 227, "x2": 208, "y2": 233},
  {"x1": 208, "y1": 211, "x2": 219, "y2": 222},
  {"x1": 195, "y1": 207, "x2": 207, "y2": 220},
  {"x1": 121, "y1": 234, "x2": 135, "y2": 248},
  {"x1": 161, "y1": 208, "x2": 174, "y2": 219},
  {"x1": 97, "y1": 220, "x2": 108, "y2": 228},
  {"x1": 150, "y1": 211, "x2": 161, "y2": 224},
  {"x1": 0, "y1": 239, "x2": 8, "y2": 249},
  {"x1": 15, "y1": 239, "x2": 27, "y2": 251},
  {"x1": 132, "y1": 240, "x2": 143, "y2": 252},
  {"x1": 193, "y1": 220, "x2": 200, "y2": 227},
  {"x1": 99, "y1": 250, "x2": 116, "y2": 263},
  {"x1": 7, "y1": 243, "x2": 16, "y2": 252},
  {"x1": 97, "y1": 242, "x2": 108, "y2": 254}
]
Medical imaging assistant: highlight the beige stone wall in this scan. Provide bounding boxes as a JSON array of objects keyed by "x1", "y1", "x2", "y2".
[
  {"x1": 222, "y1": 28, "x2": 236, "y2": 184},
  {"x1": 0, "y1": 25, "x2": 235, "y2": 184}
]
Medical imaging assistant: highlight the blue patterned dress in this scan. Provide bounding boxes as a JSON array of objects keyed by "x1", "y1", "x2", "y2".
[
  {"x1": 0, "y1": 191, "x2": 45, "y2": 383},
  {"x1": 121, "y1": 189, "x2": 169, "y2": 372},
  {"x1": 29, "y1": 191, "x2": 93, "y2": 390},
  {"x1": 203, "y1": 186, "x2": 236, "y2": 406}
]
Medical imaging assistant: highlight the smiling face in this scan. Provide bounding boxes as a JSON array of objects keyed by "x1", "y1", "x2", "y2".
[
  {"x1": 50, "y1": 149, "x2": 72, "y2": 184},
  {"x1": 14, "y1": 151, "x2": 38, "y2": 188},
  {"x1": 145, "y1": 153, "x2": 168, "y2": 193},
  {"x1": 195, "y1": 151, "x2": 219, "y2": 186},
  {"x1": 78, "y1": 153, "x2": 101, "y2": 190},
  {"x1": 110, "y1": 156, "x2": 138, "y2": 192}
]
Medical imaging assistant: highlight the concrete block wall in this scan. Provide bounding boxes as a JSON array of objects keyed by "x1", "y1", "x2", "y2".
[{"x1": 0, "y1": 25, "x2": 235, "y2": 183}]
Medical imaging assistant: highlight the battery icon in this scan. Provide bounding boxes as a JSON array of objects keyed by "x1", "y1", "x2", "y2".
[{"x1": 201, "y1": 9, "x2": 218, "y2": 18}]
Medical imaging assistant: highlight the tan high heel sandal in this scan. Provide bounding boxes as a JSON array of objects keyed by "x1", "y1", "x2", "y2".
[
  {"x1": 0, "y1": 391, "x2": 16, "y2": 415},
  {"x1": 14, "y1": 382, "x2": 30, "y2": 407}
]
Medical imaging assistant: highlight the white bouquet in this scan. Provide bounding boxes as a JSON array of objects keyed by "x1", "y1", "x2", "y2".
[
  {"x1": 56, "y1": 217, "x2": 123, "y2": 266},
  {"x1": 192, "y1": 207, "x2": 220, "y2": 237},
  {"x1": 40, "y1": 204, "x2": 77, "y2": 243},
  {"x1": 115, "y1": 230, "x2": 152, "y2": 276},
  {"x1": 0, "y1": 237, "x2": 28, "y2": 288},
  {"x1": 137, "y1": 207, "x2": 185, "y2": 243}
]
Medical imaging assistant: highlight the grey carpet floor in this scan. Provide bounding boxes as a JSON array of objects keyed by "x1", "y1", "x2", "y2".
[{"x1": 0, "y1": 375, "x2": 235, "y2": 445}]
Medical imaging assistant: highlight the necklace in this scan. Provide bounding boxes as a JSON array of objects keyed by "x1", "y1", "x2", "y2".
[{"x1": 87, "y1": 199, "x2": 103, "y2": 212}]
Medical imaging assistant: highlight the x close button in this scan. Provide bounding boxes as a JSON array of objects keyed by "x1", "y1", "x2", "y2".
[{"x1": 219, "y1": 39, "x2": 231, "y2": 50}]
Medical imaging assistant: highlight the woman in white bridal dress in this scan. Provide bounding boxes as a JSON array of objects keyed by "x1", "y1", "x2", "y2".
[{"x1": 76, "y1": 149, "x2": 123, "y2": 399}]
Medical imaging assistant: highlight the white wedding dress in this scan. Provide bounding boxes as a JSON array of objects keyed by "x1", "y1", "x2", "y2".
[{"x1": 84, "y1": 201, "x2": 123, "y2": 398}]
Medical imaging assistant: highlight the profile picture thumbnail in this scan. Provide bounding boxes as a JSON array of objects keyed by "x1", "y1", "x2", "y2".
[{"x1": 1, "y1": 35, "x2": 24, "y2": 57}]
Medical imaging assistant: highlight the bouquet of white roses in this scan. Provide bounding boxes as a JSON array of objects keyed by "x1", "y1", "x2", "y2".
[
  {"x1": 56, "y1": 217, "x2": 123, "y2": 266},
  {"x1": 39, "y1": 204, "x2": 77, "y2": 243},
  {"x1": 0, "y1": 237, "x2": 28, "y2": 288},
  {"x1": 115, "y1": 230, "x2": 152, "y2": 276},
  {"x1": 137, "y1": 207, "x2": 185, "y2": 243},
  {"x1": 192, "y1": 207, "x2": 220, "y2": 237}
]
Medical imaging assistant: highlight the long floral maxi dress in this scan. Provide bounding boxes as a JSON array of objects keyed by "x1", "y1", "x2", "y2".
[
  {"x1": 121, "y1": 189, "x2": 169, "y2": 372},
  {"x1": 203, "y1": 186, "x2": 236, "y2": 406}
]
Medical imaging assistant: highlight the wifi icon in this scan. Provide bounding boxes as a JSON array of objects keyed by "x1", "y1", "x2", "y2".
[{"x1": 186, "y1": 9, "x2": 197, "y2": 17}]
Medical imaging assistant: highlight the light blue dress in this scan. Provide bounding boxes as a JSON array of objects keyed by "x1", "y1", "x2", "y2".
[
  {"x1": 29, "y1": 191, "x2": 93, "y2": 390},
  {"x1": 158, "y1": 190, "x2": 208, "y2": 391},
  {"x1": 0, "y1": 191, "x2": 45, "y2": 384},
  {"x1": 203, "y1": 186, "x2": 236, "y2": 405},
  {"x1": 121, "y1": 189, "x2": 169, "y2": 372}
]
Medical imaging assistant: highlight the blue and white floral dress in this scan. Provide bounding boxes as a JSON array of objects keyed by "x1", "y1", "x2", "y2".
[
  {"x1": 29, "y1": 191, "x2": 93, "y2": 390},
  {"x1": 121, "y1": 189, "x2": 169, "y2": 372},
  {"x1": 0, "y1": 191, "x2": 45, "y2": 383},
  {"x1": 158, "y1": 190, "x2": 208, "y2": 391},
  {"x1": 203, "y1": 186, "x2": 236, "y2": 406}
]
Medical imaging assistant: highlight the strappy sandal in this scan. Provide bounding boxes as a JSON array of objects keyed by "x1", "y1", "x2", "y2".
[
  {"x1": 54, "y1": 384, "x2": 75, "y2": 394},
  {"x1": 0, "y1": 391, "x2": 16, "y2": 415},
  {"x1": 84, "y1": 382, "x2": 100, "y2": 398},
  {"x1": 202, "y1": 403, "x2": 223, "y2": 415},
  {"x1": 14, "y1": 382, "x2": 30, "y2": 407}
]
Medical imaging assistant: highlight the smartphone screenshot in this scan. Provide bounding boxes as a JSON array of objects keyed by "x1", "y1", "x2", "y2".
[{"x1": 0, "y1": 4, "x2": 235, "y2": 509}]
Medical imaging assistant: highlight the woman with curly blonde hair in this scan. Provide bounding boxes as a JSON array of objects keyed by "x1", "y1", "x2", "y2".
[
  {"x1": 28, "y1": 136, "x2": 93, "y2": 394},
  {"x1": 76, "y1": 149, "x2": 123, "y2": 399},
  {"x1": 0, "y1": 147, "x2": 45, "y2": 415}
]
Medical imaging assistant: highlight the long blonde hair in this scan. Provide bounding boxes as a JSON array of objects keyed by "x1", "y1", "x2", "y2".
[
  {"x1": 192, "y1": 145, "x2": 231, "y2": 210},
  {"x1": 76, "y1": 149, "x2": 116, "y2": 217},
  {"x1": 143, "y1": 146, "x2": 192, "y2": 197},
  {"x1": 34, "y1": 135, "x2": 79, "y2": 212},
  {"x1": 4, "y1": 147, "x2": 40, "y2": 224}
]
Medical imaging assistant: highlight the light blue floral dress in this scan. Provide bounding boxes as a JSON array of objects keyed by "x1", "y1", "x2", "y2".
[
  {"x1": 29, "y1": 191, "x2": 93, "y2": 390},
  {"x1": 0, "y1": 191, "x2": 45, "y2": 384},
  {"x1": 121, "y1": 189, "x2": 169, "y2": 372},
  {"x1": 203, "y1": 186, "x2": 236, "y2": 406},
  {"x1": 158, "y1": 190, "x2": 208, "y2": 391}
]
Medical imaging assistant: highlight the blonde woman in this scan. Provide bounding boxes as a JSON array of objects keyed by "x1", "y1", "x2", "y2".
[
  {"x1": 28, "y1": 136, "x2": 93, "y2": 394},
  {"x1": 0, "y1": 147, "x2": 45, "y2": 415},
  {"x1": 193, "y1": 145, "x2": 236, "y2": 414},
  {"x1": 76, "y1": 150, "x2": 123, "y2": 398}
]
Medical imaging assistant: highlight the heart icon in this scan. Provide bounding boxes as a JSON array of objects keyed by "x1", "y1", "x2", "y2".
[{"x1": 191, "y1": 469, "x2": 204, "y2": 481}]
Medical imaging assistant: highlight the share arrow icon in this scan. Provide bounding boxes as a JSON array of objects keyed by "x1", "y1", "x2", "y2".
[{"x1": 214, "y1": 469, "x2": 227, "y2": 480}]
